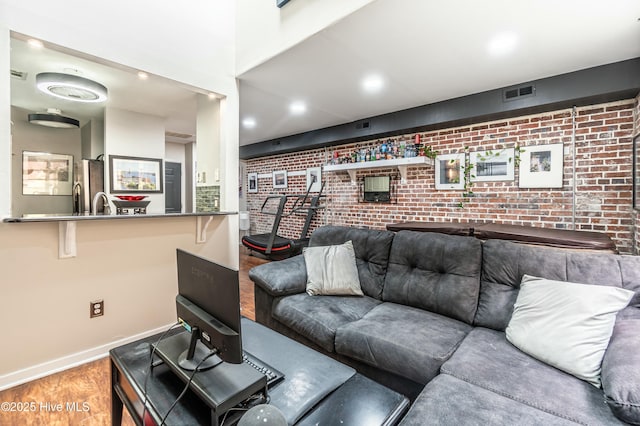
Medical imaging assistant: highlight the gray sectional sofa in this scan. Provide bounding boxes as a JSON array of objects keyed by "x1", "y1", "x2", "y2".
[{"x1": 249, "y1": 225, "x2": 640, "y2": 425}]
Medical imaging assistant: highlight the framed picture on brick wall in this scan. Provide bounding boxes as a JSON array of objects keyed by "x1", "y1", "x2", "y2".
[
  {"x1": 518, "y1": 143, "x2": 564, "y2": 188},
  {"x1": 272, "y1": 170, "x2": 287, "y2": 189},
  {"x1": 470, "y1": 148, "x2": 515, "y2": 182},
  {"x1": 435, "y1": 153, "x2": 465, "y2": 190},
  {"x1": 248, "y1": 172, "x2": 258, "y2": 193},
  {"x1": 306, "y1": 167, "x2": 322, "y2": 192}
]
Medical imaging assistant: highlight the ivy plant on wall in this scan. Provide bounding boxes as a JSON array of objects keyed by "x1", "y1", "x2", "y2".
[{"x1": 457, "y1": 145, "x2": 525, "y2": 208}]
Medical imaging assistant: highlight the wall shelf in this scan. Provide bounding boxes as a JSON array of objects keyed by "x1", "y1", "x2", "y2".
[{"x1": 323, "y1": 156, "x2": 433, "y2": 184}]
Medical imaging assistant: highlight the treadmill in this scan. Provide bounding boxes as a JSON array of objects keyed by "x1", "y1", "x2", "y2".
[{"x1": 242, "y1": 182, "x2": 325, "y2": 260}]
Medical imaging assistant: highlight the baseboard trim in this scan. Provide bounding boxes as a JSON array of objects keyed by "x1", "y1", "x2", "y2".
[{"x1": 0, "y1": 322, "x2": 176, "y2": 391}]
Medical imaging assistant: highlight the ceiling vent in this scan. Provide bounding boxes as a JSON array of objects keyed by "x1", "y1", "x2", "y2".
[
  {"x1": 10, "y1": 69, "x2": 27, "y2": 80},
  {"x1": 165, "y1": 131, "x2": 193, "y2": 140},
  {"x1": 503, "y1": 84, "x2": 536, "y2": 102}
]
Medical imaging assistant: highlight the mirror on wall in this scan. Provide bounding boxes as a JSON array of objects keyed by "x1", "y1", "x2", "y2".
[{"x1": 9, "y1": 32, "x2": 223, "y2": 218}]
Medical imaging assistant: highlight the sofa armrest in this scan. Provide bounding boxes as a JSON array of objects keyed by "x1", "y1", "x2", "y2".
[
  {"x1": 248, "y1": 255, "x2": 307, "y2": 297},
  {"x1": 601, "y1": 307, "x2": 640, "y2": 424}
]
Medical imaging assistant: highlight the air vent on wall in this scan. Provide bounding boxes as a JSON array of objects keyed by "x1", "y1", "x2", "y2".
[
  {"x1": 10, "y1": 69, "x2": 27, "y2": 80},
  {"x1": 165, "y1": 131, "x2": 193, "y2": 139},
  {"x1": 503, "y1": 84, "x2": 536, "y2": 102},
  {"x1": 355, "y1": 120, "x2": 371, "y2": 130}
]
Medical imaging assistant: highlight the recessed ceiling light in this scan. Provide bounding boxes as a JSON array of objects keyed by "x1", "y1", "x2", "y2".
[
  {"x1": 208, "y1": 92, "x2": 218, "y2": 100},
  {"x1": 362, "y1": 74, "x2": 384, "y2": 93},
  {"x1": 137, "y1": 71, "x2": 148, "y2": 80},
  {"x1": 289, "y1": 101, "x2": 306, "y2": 115},
  {"x1": 487, "y1": 32, "x2": 518, "y2": 56},
  {"x1": 36, "y1": 72, "x2": 108, "y2": 103},
  {"x1": 27, "y1": 39, "x2": 43, "y2": 49},
  {"x1": 242, "y1": 117, "x2": 257, "y2": 128}
]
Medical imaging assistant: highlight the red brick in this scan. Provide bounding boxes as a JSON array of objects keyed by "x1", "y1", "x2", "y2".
[{"x1": 245, "y1": 98, "x2": 637, "y2": 254}]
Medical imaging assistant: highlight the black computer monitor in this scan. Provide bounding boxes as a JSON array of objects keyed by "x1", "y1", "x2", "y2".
[{"x1": 175, "y1": 249, "x2": 243, "y2": 371}]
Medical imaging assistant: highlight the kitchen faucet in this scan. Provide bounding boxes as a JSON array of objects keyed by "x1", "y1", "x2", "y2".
[
  {"x1": 72, "y1": 182, "x2": 82, "y2": 214},
  {"x1": 92, "y1": 192, "x2": 111, "y2": 215}
]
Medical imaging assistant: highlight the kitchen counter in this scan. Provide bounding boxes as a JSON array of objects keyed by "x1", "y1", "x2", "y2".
[
  {"x1": 3, "y1": 211, "x2": 238, "y2": 258},
  {"x1": 3, "y1": 211, "x2": 236, "y2": 223}
]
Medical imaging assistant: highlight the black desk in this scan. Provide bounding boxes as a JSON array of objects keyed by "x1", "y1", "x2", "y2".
[{"x1": 111, "y1": 318, "x2": 409, "y2": 425}]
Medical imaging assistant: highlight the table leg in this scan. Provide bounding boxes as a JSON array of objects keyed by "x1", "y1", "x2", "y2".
[{"x1": 111, "y1": 360, "x2": 124, "y2": 426}]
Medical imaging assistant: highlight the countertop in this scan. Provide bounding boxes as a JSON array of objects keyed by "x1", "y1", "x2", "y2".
[{"x1": 3, "y1": 211, "x2": 236, "y2": 223}]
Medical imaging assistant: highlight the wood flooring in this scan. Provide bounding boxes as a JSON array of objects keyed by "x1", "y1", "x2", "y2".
[{"x1": 0, "y1": 248, "x2": 269, "y2": 426}]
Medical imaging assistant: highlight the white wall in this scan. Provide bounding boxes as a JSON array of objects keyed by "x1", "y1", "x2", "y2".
[
  {"x1": 104, "y1": 107, "x2": 166, "y2": 214},
  {"x1": 235, "y1": 0, "x2": 376, "y2": 74},
  {"x1": 0, "y1": 215, "x2": 236, "y2": 389},
  {"x1": 196, "y1": 95, "x2": 221, "y2": 186},
  {"x1": 11, "y1": 106, "x2": 82, "y2": 216},
  {"x1": 0, "y1": 27, "x2": 11, "y2": 218},
  {"x1": 0, "y1": 0, "x2": 239, "y2": 389}
]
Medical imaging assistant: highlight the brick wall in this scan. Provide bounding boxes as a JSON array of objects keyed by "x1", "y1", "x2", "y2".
[
  {"x1": 633, "y1": 92, "x2": 640, "y2": 254},
  {"x1": 245, "y1": 99, "x2": 637, "y2": 253}
]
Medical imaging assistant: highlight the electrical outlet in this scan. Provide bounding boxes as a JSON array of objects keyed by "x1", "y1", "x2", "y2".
[{"x1": 90, "y1": 300, "x2": 104, "y2": 318}]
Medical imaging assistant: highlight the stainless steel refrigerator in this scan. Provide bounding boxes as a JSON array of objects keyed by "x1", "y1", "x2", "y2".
[{"x1": 74, "y1": 159, "x2": 104, "y2": 214}]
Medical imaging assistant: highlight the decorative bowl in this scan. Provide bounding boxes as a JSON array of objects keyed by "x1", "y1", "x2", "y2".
[{"x1": 114, "y1": 195, "x2": 147, "y2": 201}]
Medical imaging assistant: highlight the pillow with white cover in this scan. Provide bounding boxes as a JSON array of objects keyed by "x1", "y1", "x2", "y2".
[
  {"x1": 506, "y1": 274, "x2": 634, "y2": 387},
  {"x1": 303, "y1": 240, "x2": 363, "y2": 296}
]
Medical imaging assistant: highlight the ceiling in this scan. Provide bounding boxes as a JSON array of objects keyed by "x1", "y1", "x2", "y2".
[
  {"x1": 9, "y1": 33, "x2": 205, "y2": 144},
  {"x1": 237, "y1": 0, "x2": 640, "y2": 146},
  {"x1": 9, "y1": 1, "x2": 640, "y2": 150}
]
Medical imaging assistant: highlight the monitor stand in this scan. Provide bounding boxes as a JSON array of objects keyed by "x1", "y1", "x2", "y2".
[
  {"x1": 152, "y1": 330, "x2": 268, "y2": 425},
  {"x1": 178, "y1": 328, "x2": 222, "y2": 371}
]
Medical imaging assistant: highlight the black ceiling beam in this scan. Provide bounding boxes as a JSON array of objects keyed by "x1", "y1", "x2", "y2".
[{"x1": 240, "y1": 57, "x2": 640, "y2": 160}]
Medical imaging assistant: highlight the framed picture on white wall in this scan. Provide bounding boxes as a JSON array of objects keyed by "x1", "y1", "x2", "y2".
[
  {"x1": 518, "y1": 143, "x2": 564, "y2": 188},
  {"x1": 109, "y1": 155, "x2": 163, "y2": 193},
  {"x1": 22, "y1": 151, "x2": 73, "y2": 196},
  {"x1": 248, "y1": 172, "x2": 258, "y2": 193}
]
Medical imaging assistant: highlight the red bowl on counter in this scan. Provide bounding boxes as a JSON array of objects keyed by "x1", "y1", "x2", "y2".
[{"x1": 115, "y1": 195, "x2": 147, "y2": 201}]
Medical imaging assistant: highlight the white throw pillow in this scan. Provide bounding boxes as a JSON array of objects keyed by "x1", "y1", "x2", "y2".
[
  {"x1": 303, "y1": 240, "x2": 363, "y2": 296},
  {"x1": 506, "y1": 275, "x2": 633, "y2": 387}
]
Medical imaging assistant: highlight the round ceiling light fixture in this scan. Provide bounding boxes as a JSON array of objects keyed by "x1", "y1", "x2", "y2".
[
  {"x1": 362, "y1": 74, "x2": 385, "y2": 93},
  {"x1": 487, "y1": 32, "x2": 518, "y2": 56},
  {"x1": 36, "y1": 72, "x2": 108, "y2": 103},
  {"x1": 242, "y1": 117, "x2": 257, "y2": 129},
  {"x1": 28, "y1": 108, "x2": 80, "y2": 129},
  {"x1": 289, "y1": 101, "x2": 307, "y2": 115}
]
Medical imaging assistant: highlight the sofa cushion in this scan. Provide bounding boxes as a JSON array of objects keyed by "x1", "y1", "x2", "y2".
[
  {"x1": 249, "y1": 255, "x2": 307, "y2": 297},
  {"x1": 383, "y1": 231, "x2": 482, "y2": 324},
  {"x1": 506, "y1": 275, "x2": 633, "y2": 387},
  {"x1": 619, "y1": 256, "x2": 640, "y2": 308},
  {"x1": 601, "y1": 313, "x2": 640, "y2": 424},
  {"x1": 441, "y1": 327, "x2": 625, "y2": 425},
  {"x1": 272, "y1": 293, "x2": 381, "y2": 352},
  {"x1": 475, "y1": 239, "x2": 639, "y2": 331},
  {"x1": 335, "y1": 302, "x2": 471, "y2": 384},
  {"x1": 303, "y1": 240, "x2": 363, "y2": 296},
  {"x1": 309, "y1": 225, "x2": 395, "y2": 299},
  {"x1": 399, "y1": 374, "x2": 580, "y2": 426}
]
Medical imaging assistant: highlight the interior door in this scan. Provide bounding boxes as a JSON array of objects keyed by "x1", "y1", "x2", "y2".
[{"x1": 165, "y1": 161, "x2": 182, "y2": 213}]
